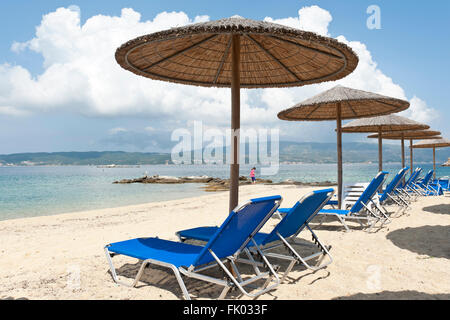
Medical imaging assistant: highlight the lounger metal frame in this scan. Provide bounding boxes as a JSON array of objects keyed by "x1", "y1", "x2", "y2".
[
  {"x1": 177, "y1": 189, "x2": 335, "y2": 283},
  {"x1": 375, "y1": 167, "x2": 411, "y2": 216},
  {"x1": 104, "y1": 198, "x2": 282, "y2": 300},
  {"x1": 318, "y1": 172, "x2": 389, "y2": 232},
  {"x1": 251, "y1": 190, "x2": 334, "y2": 282},
  {"x1": 415, "y1": 170, "x2": 441, "y2": 196}
]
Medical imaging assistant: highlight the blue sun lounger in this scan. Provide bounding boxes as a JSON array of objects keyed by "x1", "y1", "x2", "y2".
[
  {"x1": 433, "y1": 177, "x2": 449, "y2": 191},
  {"x1": 376, "y1": 167, "x2": 410, "y2": 213},
  {"x1": 318, "y1": 171, "x2": 389, "y2": 232},
  {"x1": 177, "y1": 189, "x2": 335, "y2": 282},
  {"x1": 104, "y1": 195, "x2": 282, "y2": 300},
  {"x1": 401, "y1": 167, "x2": 421, "y2": 188},
  {"x1": 396, "y1": 168, "x2": 423, "y2": 200},
  {"x1": 416, "y1": 170, "x2": 443, "y2": 196}
]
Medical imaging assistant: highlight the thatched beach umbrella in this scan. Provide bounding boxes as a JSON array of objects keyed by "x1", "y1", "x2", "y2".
[
  {"x1": 115, "y1": 16, "x2": 359, "y2": 211},
  {"x1": 368, "y1": 130, "x2": 441, "y2": 174},
  {"x1": 277, "y1": 85, "x2": 409, "y2": 209},
  {"x1": 411, "y1": 138, "x2": 450, "y2": 179},
  {"x1": 342, "y1": 115, "x2": 428, "y2": 172}
]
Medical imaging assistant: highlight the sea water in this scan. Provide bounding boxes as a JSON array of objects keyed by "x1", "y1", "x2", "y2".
[{"x1": 0, "y1": 163, "x2": 448, "y2": 220}]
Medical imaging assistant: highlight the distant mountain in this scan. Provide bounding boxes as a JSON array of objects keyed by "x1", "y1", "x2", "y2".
[
  {"x1": 0, "y1": 151, "x2": 170, "y2": 166},
  {"x1": 0, "y1": 142, "x2": 448, "y2": 166},
  {"x1": 279, "y1": 141, "x2": 450, "y2": 163}
]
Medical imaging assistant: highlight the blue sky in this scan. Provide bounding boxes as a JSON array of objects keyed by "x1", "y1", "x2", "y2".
[{"x1": 0, "y1": 0, "x2": 449, "y2": 153}]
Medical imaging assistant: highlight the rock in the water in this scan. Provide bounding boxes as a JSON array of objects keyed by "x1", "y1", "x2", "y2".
[{"x1": 113, "y1": 174, "x2": 330, "y2": 191}]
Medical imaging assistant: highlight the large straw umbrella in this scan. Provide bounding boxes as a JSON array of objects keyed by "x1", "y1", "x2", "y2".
[
  {"x1": 115, "y1": 16, "x2": 358, "y2": 211},
  {"x1": 277, "y1": 85, "x2": 409, "y2": 209},
  {"x1": 411, "y1": 138, "x2": 450, "y2": 179},
  {"x1": 367, "y1": 130, "x2": 441, "y2": 174},
  {"x1": 342, "y1": 115, "x2": 428, "y2": 173}
]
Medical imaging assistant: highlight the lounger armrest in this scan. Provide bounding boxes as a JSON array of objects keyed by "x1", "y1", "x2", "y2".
[
  {"x1": 277, "y1": 208, "x2": 291, "y2": 214},
  {"x1": 251, "y1": 195, "x2": 282, "y2": 203}
]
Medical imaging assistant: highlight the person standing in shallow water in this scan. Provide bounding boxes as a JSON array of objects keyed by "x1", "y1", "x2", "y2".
[{"x1": 250, "y1": 167, "x2": 256, "y2": 184}]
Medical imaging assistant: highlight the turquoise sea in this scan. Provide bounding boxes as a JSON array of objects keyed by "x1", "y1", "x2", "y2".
[{"x1": 0, "y1": 163, "x2": 448, "y2": 221}]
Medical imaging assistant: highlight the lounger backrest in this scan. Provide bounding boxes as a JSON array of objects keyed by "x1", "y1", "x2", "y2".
[
  {"x1": 350, "y1": 171, "x2": 388, "y2": 213},
  {"x1": 403, "y1": 168, "x2": 420, "y2": 188},
  {"x1": 411, "y1": 168, "x2": 423, "y2": 185},
  {"x1": 404, "y1": 168, "x2": 418, "y2": 187},
  {"x1": 193, "y1": 195, "x2": 282, "y2": 267},
  {"x1": 380, "y1": 167, "x2": 408, "y2": 202},
  {"x1": 261, "y1": 189, "x2": 334, "y2": 245},
  {"x1": 421, "y1": 170, "x2": 433, "y2": 185}
]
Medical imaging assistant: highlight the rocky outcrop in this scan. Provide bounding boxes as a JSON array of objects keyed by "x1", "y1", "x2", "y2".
[
  {"x1": 113, "y1": 174, "x2": 272, "y2": 191},
  {"x1": 113, "y1": 175, "x2": 214, "y2": 184},
  {"x1": 113, "y1": 174, "x2": 334, "y2": 192}
]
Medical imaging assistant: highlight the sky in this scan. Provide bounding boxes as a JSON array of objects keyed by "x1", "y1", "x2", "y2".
[{"x1": 0, "y1": 0, "x2": 449, "y2": 154}]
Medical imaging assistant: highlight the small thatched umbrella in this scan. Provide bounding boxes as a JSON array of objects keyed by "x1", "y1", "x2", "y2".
[
  {"x1": 368, "y1": 130, "x2": 441, "y2": 174},
  {"x1": 342, "y1": 115, "x2": 428, "y2": 172},
  {"x1": 411, "y1": 138, "x2": 450, "y2": 179},
  {"x1": 115, "y1": 16, "x2": 359, "y2": 211},
  {"x1": 277, "y1": 85, "x2": 409, "y2": 209}
]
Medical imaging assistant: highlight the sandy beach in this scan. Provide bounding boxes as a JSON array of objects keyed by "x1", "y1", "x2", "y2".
[{"x1": 0, "y1": 184, "x2": 449, "y2": 300}]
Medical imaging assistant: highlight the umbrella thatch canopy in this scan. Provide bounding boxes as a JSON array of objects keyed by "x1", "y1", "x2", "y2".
[
  {"x1": 368, "y1": 130, "x2": 441, "y2": 173},
  {"x1": 342, "y1": 115, "x2": 428, "y2": 172},
  {"x1": 277, "y1": 85, "x2": 409, "y2": 209},
  {"x1": 278, "y1": 85, "x2": 410, "y2": 121},
  {"x1": 116, "y1": 16, "x2": 359, "y2": 211},
  {"x1": 411, "y1": 138, "x2": 450, "y2": 179},
  {"x1": 342, "y1": 114, "x2": 428, "y2": 132},
  {"x1": 116, "y1": 16, "x2": 358, "y2": 88},
  {"x1": 412, "y1": 138, "x2": 450, "y2": 149}
]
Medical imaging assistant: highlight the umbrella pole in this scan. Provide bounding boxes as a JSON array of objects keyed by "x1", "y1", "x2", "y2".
[
  {"x1": 401, "y1": 134, "x2": 405, "y2": 168},
  {"x1": 229, "y1": 34, "x2": 240, "y2": 212},
  {"x1": 336, "y1": 103, "x2": 343, "y2": 209},
  {"x1": 410, "y1": 139, "x2": 413, "y2": 175},
  {"x1": 433, "y1": 146, "x2": 436, "y2": 180},
  {"x1": 378, "y1": 127, "x2": 382, "y2": 172},
  {"x1": 401, "y1": 134, "x2": 405, "y2": 184}
]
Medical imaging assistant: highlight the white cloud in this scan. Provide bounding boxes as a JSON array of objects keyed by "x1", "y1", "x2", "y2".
[
  {"x1": 2, "y1": 7, "x2": 233, "y2": 122},
  {"x1": 0, "y1": 5, "x2": 442, "y2": 142},
  {"x1": 399, "y1": 96, "x2": 438, "y2": 124},
  {"x1": 0, "y1": 106, "x2": 29, "y2": 116},
  {"x1": 264, "y1": 5, "x2": 332, "y2": 36}
]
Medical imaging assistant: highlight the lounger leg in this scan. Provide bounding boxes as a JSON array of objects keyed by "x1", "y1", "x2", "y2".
[
  {"x1": 361, "y1": 203, "x2": 384, "y2": 231},
  {"x1": 104, "y1": 247, "x2": 122, "y2": 285},
  {"x1": 104, "y1": 247, "x2": 191, "y2": 300},
  {"x1": 104, "y1": 247, "x2": 144, "y2": 288},
  {"x1": 250, "y1": 239, "x2": 280, "y2": 292},
  {"x1": 218, "y1": 286, "x2": 231, "y2": 300},
  {"x1": 207, "y1": 250, "x2": 279, "y2": 299},
  {"x1": 384, "y1": 194, "x2": 404, "y2": 216},
  {"x1": 171, "y1": 266, "x2": 191, "y2": 300},
  {"x1": 229, "y1": 260, "x2": 244, "y2": 283},
  {"x1": 335, "y1": 214, "x2": 351, "y2": 232},
  {"x1": 369, "y1": 200, "x2": 391, "y2": 223},
  {"x1": 395, "y1": 191, "x2": 412, "y2": 206},
  {"x1": 387, "y1": 193, "x2": 407, "y2": 208},
  {"x1": 275, "y1": 231, "x2": 331, "y2": 272},
  {"x1": 305, "y1": 226, "x2": 333, "y2": 268},
  {"x1": 243, "y1": 248, "x2": 262, "y2": 276},
  {"x1": 280, "y1": 260, "x2": 297, "y2": 283}
]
